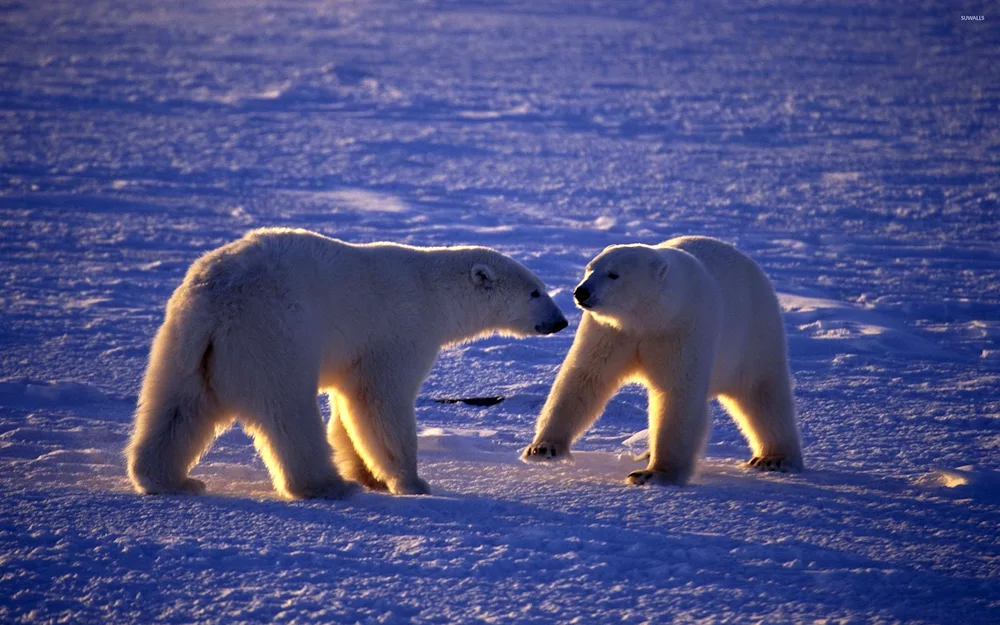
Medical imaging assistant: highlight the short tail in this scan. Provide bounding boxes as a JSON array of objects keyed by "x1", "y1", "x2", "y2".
[{"x1": 126, "y1": 305, "x2": 219, "y2": 495}]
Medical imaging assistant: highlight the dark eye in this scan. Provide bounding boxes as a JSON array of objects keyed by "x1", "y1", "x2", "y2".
[
  {"x1": 530, "y1": 289, "x2": 540, "y2": 298},
  {"x1": 608, "y1": 272, "x2": 619, "y2": 280}
]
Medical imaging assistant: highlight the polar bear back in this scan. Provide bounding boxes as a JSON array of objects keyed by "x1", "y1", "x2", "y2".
[
  {"x1": 178, "y1": 229, "x2": 420, "y2": 362},
  {"x1": 660, "y1": 236, "x2": 788, "y2": 391},
  {"x1": 183, "y1": 229, "x2": 461, "y2": 339},
  {"x1": 172, "y1": 228, "x2": 561, "y2": 390}
]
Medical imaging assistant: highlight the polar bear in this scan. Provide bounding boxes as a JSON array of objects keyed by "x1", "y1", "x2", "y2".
[
  {"x1": 522, "y1": 236, "x2": 803, "y2": 485},
  {"x1": 127, "y1": 227, "x2": 567, "y2": 499}
]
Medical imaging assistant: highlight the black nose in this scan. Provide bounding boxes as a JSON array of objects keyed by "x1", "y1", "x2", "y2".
[
  {"x1": 536, "y1": 316, "x2": 569, "y2": 335},
  {"x1": 574, "y1": 286, "x2": 590, "y2": 303}
]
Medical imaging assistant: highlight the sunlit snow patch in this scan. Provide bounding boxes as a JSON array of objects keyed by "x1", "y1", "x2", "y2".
[
  {"x1": 820, "y1": 171, "x2": 863, "y2": 185},
  {"x1": 283, "y1": 188, "x2": 409, "y2": 213},
  {"x1": 326, "y1": 188, "x2": 408, "y2": 213},
  {"x1": 915, "y1": 466, "x2": 1000, "y2": 502},
  {"x1": 622, "y1": 429, "x2": 649, "y2": 454},
  {"x1": 593, "y1": 215, "x2": 617, "y2": 230},
  {"x1": 458, "y1": 102, "x2": 532, "y2": 119},
  {"x1": 921, "y1": 469, "x2": 971, "y2": 488},
  {"x1": 418, "y1": 427, "x2": 500, "y2": 454}
]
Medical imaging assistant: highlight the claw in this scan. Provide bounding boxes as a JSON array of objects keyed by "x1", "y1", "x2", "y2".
[
  {"x1": 747, "y1": 456, "x2": 787, "y2": 472},
  {"x1": 625, "y1": 469, "x2": 684, "y2": 487},
  {"x1": 520, "y1": 441, "x2": 569, "y2": 463},
  {"x1": 627, "y1": 470, "x2": 652, "y2": 485}
]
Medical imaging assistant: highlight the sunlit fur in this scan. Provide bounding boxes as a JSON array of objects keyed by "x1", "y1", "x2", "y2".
[
  {"x1": 524, "y1": 236, "x2": 803, "y2": 485},
  {"x1": 127, "y1": 227, "x2": 566, "y2": 499}
]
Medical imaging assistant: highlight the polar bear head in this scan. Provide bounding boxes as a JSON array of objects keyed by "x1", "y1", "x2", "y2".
[
  {"x1": 572, "y1": 244, "x2": 686, "y2": 334},
  {"x1": 466, "y1": 250, "x2": 568, "y2": 338}
]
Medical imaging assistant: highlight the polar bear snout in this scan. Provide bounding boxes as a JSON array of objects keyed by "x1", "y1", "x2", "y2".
[
  {"x1": 536, "y1": 315, "x2": 568, "y2": 335},
  {"x1": 574, "y1": 284, "x2": 601, "y2": 310},
  {"x1": 529, "y1": 294, "x2": 568, "y2": 335}
]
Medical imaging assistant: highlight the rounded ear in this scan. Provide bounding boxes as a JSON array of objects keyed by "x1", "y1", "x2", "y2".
[{"x1": 471, "y1": 263, "x2": 496, "y2": 288}]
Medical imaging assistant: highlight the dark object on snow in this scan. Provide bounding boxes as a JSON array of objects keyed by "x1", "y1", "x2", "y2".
[{"x1": 434, "y1": 396, "x2": 505, "y2": 407}]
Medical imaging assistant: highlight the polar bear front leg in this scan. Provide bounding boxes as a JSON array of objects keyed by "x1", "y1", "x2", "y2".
[
  {"x1": 627, "y1": 343, "x2": 713, "y2": 487},
  {"x1": 242, "y1": 393, "x2": 356, "y2": 500},
  {"x1": 523, "y1": 314, "x2": 638, "y2": 462},
  {"x1": 336, "y1": 359, "x2": 430, "y2": 496},
  {"x1": 627, "y1": 388, "x2": 711, "y2": 487},
  {"x1": 327, "y1": 396, "x2": 389, "y2": 492}
]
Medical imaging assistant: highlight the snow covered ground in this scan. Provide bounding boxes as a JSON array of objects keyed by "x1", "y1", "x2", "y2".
[{"x1": 2, "y1": 0, "x2": 998, "y2": 622}]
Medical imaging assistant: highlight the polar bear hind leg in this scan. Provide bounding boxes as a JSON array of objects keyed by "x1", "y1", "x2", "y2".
[
  {"x1": 127, "y1": 322, "x2": 230, "y2": 496},
  {"x1": 718, "y1": 374, "x2": 803, "y2": 472},
  {"x1": 128, "y1": 392, "x2": 224, "y2": 495},
  {"x1": 327, "y1": 394, "x2": 389, "y2": 492}
]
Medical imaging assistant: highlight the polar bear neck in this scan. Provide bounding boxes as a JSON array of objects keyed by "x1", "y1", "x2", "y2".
[
  {"x1": 423, "y1": 249, "x2": 507, "y2": 346},
  {"x1": 311, "y1": 237, "x2": 519, "y2": 347}
]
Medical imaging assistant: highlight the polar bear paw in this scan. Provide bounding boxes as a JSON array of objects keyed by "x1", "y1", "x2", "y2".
[
  {"x1": 341, "y1": 465, "x2": 390, "y2": 492},
  {"x1": 139, "y1": 477, "x2": 206, "y2": 496},
  {"x1": 388, "y1": 475, "x2": 431, "y2": 496},
  {"x1": 291, "y1": 480, "x2": 360, "y2": 500},
  {"x1": 626, "y1": 469, "x2": 684, "y2": 487},
  {"x1": 176, "y1": 477, "x2": 207, "y2": 495},
  {"x1": 520, "y1": 441, "x2": 571, "y2": 462},
  {"x1": 747, "y1": 456, "x2": 793, "y2": 472}
]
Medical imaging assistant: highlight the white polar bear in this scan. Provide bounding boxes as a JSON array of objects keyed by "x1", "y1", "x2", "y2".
[
  {"x1": 127, "y1": 227, "x2": 567, "y2": 499},
  {"x1": 522, "y1": 236, "x2": 803, "y2": 485}
]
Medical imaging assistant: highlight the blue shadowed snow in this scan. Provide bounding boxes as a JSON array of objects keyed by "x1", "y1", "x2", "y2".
[{"x1": 1, "y1": 0, "x2": 999, "y2": 623}]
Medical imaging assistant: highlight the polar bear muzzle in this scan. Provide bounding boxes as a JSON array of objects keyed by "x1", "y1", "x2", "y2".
[{"x1": 535, "y1": 314, "x2": 569, "y2": 335}]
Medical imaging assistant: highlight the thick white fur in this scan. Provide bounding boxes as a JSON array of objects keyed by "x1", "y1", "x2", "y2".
[
  {"x1": 523, "y1": 236, "x2": 803, "y2": 485},
  {"x1": 127, "y1": 227, "x2": 566, "y2": 499}
]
